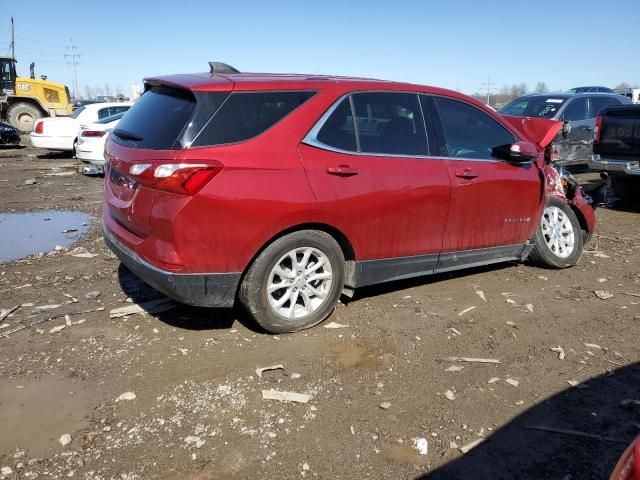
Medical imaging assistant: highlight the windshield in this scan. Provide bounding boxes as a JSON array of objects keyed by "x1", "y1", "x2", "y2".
[
  {"x1": 499, "y1": 96, "x2": 567, "y2": 119},
  {"x1": 97, "y1": 112, "x2": 125, "y2": 124},
  {"x1": 71, "y1": 106, "x2": 86, "y2": 119}
]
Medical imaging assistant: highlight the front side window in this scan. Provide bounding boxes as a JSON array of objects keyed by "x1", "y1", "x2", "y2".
[
  {"x1": 192, "y1": 91, "x2": 315, "y2": 147},
  {"x1": 434, "y1": 97, "x2": 515, "y2": 159},
  {"x1": 563, "y1": 98, "x2": 589, "y2": 122},
  {"x1": 351, "y1": 92, "x2": 428, "y2": 156}
]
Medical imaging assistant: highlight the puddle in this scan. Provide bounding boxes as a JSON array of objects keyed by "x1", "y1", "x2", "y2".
[
  {"x1": 0, "y1": 376, "x2": 96, "y2": 456},
  {"x1": 0, "y1": 210, "x2": 90, "y2": 263},
  {"x1": 325, "y1": 341, "x2": 393, "y2": 369},
  {"x1": 383, "y1": 443, "x2": 430, "y2": 465}
]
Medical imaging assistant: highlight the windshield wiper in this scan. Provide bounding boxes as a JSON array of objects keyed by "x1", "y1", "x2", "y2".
[{"x1": 113, "y1": 128, "x2": 143, "y2": 141}]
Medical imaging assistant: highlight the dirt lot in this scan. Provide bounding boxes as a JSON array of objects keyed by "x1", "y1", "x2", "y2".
[{"x1": 1, "y1": 141, "x2": 639, "y2": 480}]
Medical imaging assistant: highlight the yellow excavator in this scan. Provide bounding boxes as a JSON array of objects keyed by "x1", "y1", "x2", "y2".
[{"x1": 0, "y1": 56, "x2": 73, "y2": 132}]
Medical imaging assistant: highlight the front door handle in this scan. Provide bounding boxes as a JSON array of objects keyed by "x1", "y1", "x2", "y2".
[
  {"x1": 327, "y1": 165, "x2": 359, "y2": 177},
  {"x1": 455, "y1": 168, "x2": 478, "y2": 179}
]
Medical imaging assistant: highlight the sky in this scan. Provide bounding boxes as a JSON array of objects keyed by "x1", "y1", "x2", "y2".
[{"x1": 3, "y1": 0, "x2": 639, "y2": 98}]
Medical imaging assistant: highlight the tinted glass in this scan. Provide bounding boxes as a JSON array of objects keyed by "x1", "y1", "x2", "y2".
[
  {"x1": 563, "y1": 98, "x2": 589, "y2": 122},
  {"x1": 97, "y1": 108, "x2": 112, "y2": 120},
  {"x1": 351, "y1": 92, "x2": 427, "y2": 155},
  {"x1": 435, "y1": 97, "x2": 515, "y2": 160},
  {"x1": 499, "y1": 96, "x2": 566, "y2": 119},
  {"x1": 97, "y1": 112, "x2": 125, "y2": 124},
  {"x1": 112, "y1": 86, "x2": 196, "y2": 149},
  {"x1": 316, "y1": 97, "x2": 357, "y2": 152},
  {"x1": 110, "y1": 106, "x2": 130, "y2": 115},
  {"x1": 590, "y1": 96, "x2": 620, "y2": 117},
  {"x1": 71, "y1": 106, "x2": 86, "y2": 119},
  {"x1": 192, "y1": 91, "x2": 315, "y2": 147}
]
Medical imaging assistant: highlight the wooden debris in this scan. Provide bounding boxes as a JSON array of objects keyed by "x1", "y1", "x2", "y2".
[
  {"x1": 256, "y1": 364, "x2": 284, "y2": 378},
  {"x1": 458, "y1": 306, "x2": 476, "y2": 316},
  {"x1": 525, "y1": 426, "x2": 627, "y2": 444},
  {"x1": 262, "y1": 389, "x2": 311, "y2": 404},
  {"x1": 444, "y1": 357, "x2": 501, "y2": 364},
  {"x1": 550, "y1": 346, "x2": 566, "y2": 360},
  {"x1": 459, "y1": 438, "x2": 484, "y2": 453},
  {"x1": 109, "y1": 298, "x2": 175, "y2": 318},
  {"x1": 0, "y1": 305, "x2": 20, "y2": 322}
]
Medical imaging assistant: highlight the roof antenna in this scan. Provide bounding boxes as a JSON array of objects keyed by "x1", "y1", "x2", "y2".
[{"x1": 209, "y1": 62, "x2": 240, "y2": 74}]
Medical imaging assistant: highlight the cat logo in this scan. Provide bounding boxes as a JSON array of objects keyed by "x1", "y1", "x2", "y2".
[{"x1": 16, "y1": 83, "x2": 31, "y2": 92}]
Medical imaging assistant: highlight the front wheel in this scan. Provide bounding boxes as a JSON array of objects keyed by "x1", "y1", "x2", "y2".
[
  {"x1": 529, "y1": 197, "x2": 584, "y2": 268},
  {"x1": 239, "y1": 230, "x2": 345, "y2": 333}
]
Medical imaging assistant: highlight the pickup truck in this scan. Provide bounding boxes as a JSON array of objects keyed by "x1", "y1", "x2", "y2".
[{"x1": 589, "y1": 105, "x2": 640, "y2": 202}]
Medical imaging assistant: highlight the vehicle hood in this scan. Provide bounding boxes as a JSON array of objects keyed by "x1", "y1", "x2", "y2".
[{"x1": 500, "y1": 115, "x2": 563, "y2": 150}]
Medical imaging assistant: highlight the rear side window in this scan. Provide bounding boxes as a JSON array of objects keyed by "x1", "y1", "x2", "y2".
[
  {"x1": 434, "y1": 97, "x2": 515, "y2": 160},
  {"x1": 563, "y1": 98, "x2": 589, "y2": 122},
  {"x1": 113, "y1": 86, "x2": 196, "y2": 149},
  {"x1": 316, "y1": 97, "x2": 357, "y2": 152},
  {"x1": 191, "y1": 91, "x2": 315, "y2": 147},
  {"x1": 590, "y1": 97, "x2": 620, "y2": 118},
  {"x1": 351, "y1": 92, "x2": 428, "y2": 156}
]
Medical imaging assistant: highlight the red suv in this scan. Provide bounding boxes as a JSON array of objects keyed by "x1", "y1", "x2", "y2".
[{"x1": 103, "y1": 63, "x2": 596, "y2": 333}]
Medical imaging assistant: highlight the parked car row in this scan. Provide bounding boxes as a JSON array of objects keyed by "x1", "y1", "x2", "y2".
[
  {"x1": 29, "y1": 101, "x2": 131, "y2": 153},
  {"x1": 499, "y1": 92, "x2": 631, "y2": 165}
]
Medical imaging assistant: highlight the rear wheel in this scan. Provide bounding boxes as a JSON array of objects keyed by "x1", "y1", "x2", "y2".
[
  {"x1": 529, "y1": 197, "x2": 583, "y2": 268},
  {"x1": 7, "y1": 102, "x2": 42, "y2": 133},
  {"x1": 239, "y1": 230, "x2": 345, "y2": 333}
]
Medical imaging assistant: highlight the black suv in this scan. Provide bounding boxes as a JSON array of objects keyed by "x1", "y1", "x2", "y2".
[{"x1": 499, "y1": 93, "x2": 631, "y2": 165}]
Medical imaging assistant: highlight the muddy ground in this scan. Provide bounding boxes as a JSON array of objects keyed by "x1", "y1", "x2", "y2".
[{"x1": 0, "y1": 141, "x2": 639, "y2": 480}]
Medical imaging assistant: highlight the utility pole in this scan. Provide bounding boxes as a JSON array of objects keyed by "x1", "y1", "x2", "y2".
[
  {"x1": 482, "y1": 76, "x2": 496, "y2": 106},
  {"x1": 65, "y1": 38, "x2": 80, "y2": 99},
  {"x1": 10, "y1": 17, "x2": 15, "y2": 58}
]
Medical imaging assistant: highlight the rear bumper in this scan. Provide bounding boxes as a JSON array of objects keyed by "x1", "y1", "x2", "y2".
[
  {"x1": 103, "y1": 224, "x2": 241, "y2": 308},
  {"x1": 29, "y1": 134, "x2": 74, "y2": 151},
  {"x1": 588, "y1": 154, "x2": 640, "y2": 175}
]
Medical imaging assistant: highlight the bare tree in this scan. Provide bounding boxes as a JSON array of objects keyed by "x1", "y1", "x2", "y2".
[
  {"x1": 93, "y1": 84, "x2": 104, "y2": 97},
  {"x1": 615, "y1": 82, "x2": 631, "y2": 90},
  {"x1": 115, "y1": 84, "x2": 123, "y2": 96},
  {"x1": 83, "y1": 85, "x2": 93, "y2": 100},
  {"x1": 534, "y1": 82, "x2": 549, "y2": 93},
  {"x1": 104, "y1": 83, "x2": 113, "y2": 97}
]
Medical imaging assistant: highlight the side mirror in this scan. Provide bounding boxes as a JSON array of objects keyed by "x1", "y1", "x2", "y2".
[
  {"x1": 492, "y1": 142, "x2": 538, "y2": 163},
  {"x1": 562, "y1": 121, "x2": 572, "y2": 137}
]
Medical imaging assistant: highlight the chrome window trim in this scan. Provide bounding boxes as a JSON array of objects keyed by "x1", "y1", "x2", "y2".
[{"x1": 302, "y1": 91, "x2": 521, "y2": 164}]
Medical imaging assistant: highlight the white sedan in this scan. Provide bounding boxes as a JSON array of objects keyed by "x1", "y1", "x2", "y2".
[
  {"x1": 30, "y1": 102, "x2": 132, "y2": 152},
  {"x1": 76, "y1": 112, "x2": 125, "y2": 166}
]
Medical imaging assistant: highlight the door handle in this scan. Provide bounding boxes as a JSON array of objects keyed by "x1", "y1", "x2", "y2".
[
  {"x1": 454, "y1": 168, "x2": 478, "y2": 179},
  {"x1": 582, "y1": 126, "x2": 593, "y2": 131},
  {"x1": 327, "y1": 165, "x2": 359, "y2": 176}
]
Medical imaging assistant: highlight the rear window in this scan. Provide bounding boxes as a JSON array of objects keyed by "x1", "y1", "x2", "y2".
[
  {"x1": 97, "y1": 112, "x2": 125, "y2": 124},
  {"x1": 596, "y1": 107, "x2": 640, "y2": 156},
  {"x1": 112, "y1": 86, "x2": 196, "y2": 149},
  {"x1": 499, "y1": 96, "x2": 566, "y2": 119},
  {"x1": 191, "y1": 91, "x2": 316, "y2": 147}
]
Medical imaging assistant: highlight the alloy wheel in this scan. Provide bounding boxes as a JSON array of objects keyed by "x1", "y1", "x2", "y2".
[
  {"x1": 267, "y1": 247, "x2": 333, "y2": 320},
  {"x1": 541, "y1": 205, "x2": 575, "y2": 259}
]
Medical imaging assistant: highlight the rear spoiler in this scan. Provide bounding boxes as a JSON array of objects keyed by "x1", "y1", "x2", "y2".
[{"x1": 500, "y1": 115, "x2": 563, "y2": 150}]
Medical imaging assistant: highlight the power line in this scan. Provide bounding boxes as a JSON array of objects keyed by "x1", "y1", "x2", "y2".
[
  {"x1": 481, "y1": 76, "x2": 496, "y2": 105},
  {"x1": 64, "y1": 38, "x2": 80, "y2": 99}
]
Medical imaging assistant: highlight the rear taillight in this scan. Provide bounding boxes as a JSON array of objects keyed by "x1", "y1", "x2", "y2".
[
  {"x1": 112, "y1": 160, "x2": 223, "y2": 195},
  {"x1": 594, "y1": 114, "x2": 603, "y2": 144},
  {"x1": 34, "y1": 121, "x2": 43, "y2": 134},
  {"x1": 610, "y1": 437, "x2": 640, "y2": 480},
  {"x1": 81, "y1": 130, "x2": 107, "y2": 138}
]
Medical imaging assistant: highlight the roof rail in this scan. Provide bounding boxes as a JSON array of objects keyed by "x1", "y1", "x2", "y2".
[{"x1": 209, "y1": 62, "x2": 240, "y2": 74}]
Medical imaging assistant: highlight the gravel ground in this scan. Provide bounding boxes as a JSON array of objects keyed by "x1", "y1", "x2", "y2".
[{"x1": 0, "y1": 141, "x2": 639, "y2": 480}]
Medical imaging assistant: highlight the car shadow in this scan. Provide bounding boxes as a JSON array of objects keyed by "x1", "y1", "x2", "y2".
[
  {"x1": 418, "y1": 362, "x2": 640, "y2": 480},
  {"x1": 36, "y1": 150, "x2": 75, "y2": 160},
  {"x1": 116, "y1": 264, "x2": 263, "y2": 333},
  {"x1": 0, "y1": 144, "x2": 25, "y2": 150}
]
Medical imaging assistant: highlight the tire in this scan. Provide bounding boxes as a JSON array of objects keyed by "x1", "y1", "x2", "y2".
[
  {"x1": 529, "y1": 197, "x2": 584, "y2": 268},
  {"x1": 7, "y1": 103, "x2": 42, "y2": 133},
  {"x1": 239, "y1": 230, "x2": 345, "y2": 333},
  {"x1": 611, "y1": 176, "x2": 637, "y2": 203}
]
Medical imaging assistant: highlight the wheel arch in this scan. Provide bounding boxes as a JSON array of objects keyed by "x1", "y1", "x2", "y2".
[{"x1": 241, "y1": 222, "x2": 358, "y2": 290}]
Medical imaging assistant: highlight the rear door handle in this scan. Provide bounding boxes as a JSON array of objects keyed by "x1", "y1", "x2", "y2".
[
  {"x1": 327, "y1": 165, "x2": 359, "y2": 176},
  {"x1": 454, "y1": 168, "x2": 478, "y2": 179}
]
